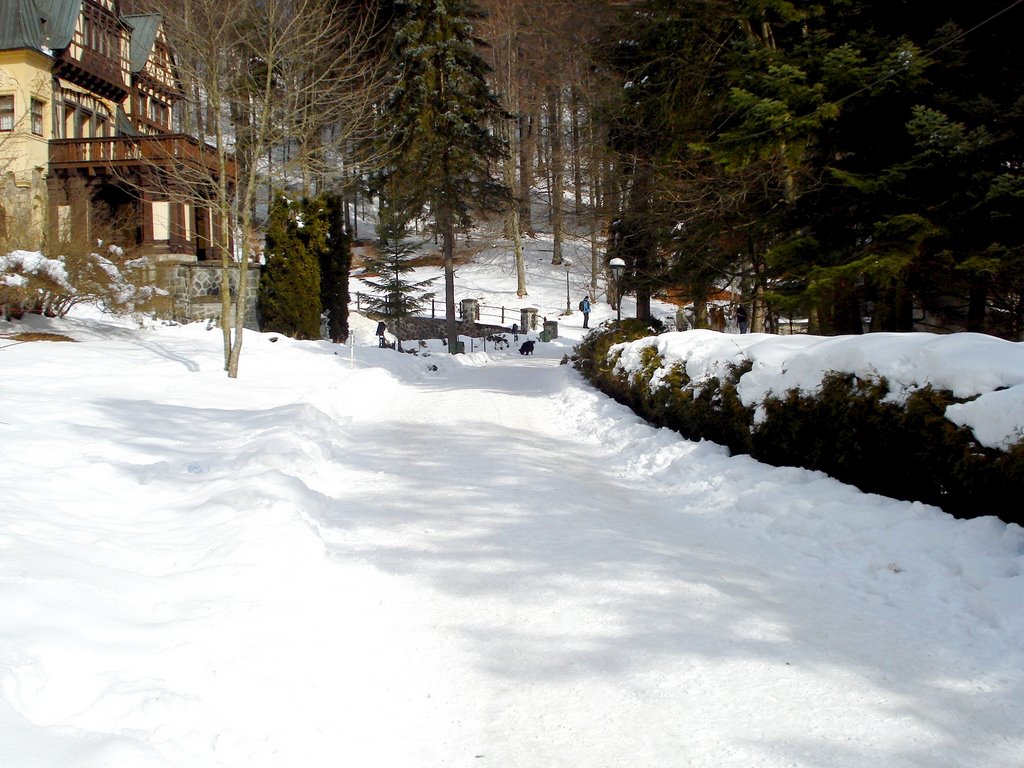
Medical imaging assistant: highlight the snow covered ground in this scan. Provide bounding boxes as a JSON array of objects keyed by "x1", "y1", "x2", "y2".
[{"x1": 2, "y1": 239, "x2": 1022, "y2": 767}]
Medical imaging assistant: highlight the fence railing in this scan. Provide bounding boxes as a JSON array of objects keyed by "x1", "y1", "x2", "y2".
[
  {"x1": 352, "y1": 293, "x2": 551, "y2": 327},
  {"x1": 49, "y1": 135, "x2": 234, "y2": 177}
]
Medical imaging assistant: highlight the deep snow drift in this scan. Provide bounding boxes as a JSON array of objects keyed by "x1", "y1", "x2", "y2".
[{"x1": 1, "y1": 241, "x2": 1022, "y2": 767}]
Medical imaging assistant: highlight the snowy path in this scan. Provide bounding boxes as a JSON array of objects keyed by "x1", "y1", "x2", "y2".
[
  {"x1": 299, "y1": 350, "x2": 1022, "y2": 767},
  {"x1": 1, "y1": 321, "x2": 1022, "y2": 768}
]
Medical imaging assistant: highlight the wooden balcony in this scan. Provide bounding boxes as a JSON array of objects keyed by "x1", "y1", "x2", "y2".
[
  {"x1": 55, "y1": 49, "x2": 130, "y2": 102},
  {"x1": 49, "y1": 135, "x2": 235, "y2": 180}
]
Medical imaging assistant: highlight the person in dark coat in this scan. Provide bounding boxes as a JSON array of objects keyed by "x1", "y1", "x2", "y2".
[
  {"x1": 735, "y1": 304, "x2": 749, "y2": 334},
  {"x1": 375, "y1": 321, "x2": 387, "y2": 347}
]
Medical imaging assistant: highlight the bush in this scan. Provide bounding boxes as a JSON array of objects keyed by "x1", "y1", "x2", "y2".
[
  {"x1": 1, "y1": 245, "x2": 166, "y2": 320},
  {"x1": 573, "y1": 318, "x2": 667, "y2": 412},
  {"x1": 574, "y1": 331, "x2": 1024, "y2": 525}
]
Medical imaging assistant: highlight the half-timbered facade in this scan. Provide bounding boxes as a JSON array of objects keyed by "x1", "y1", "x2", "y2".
[{"x1": 0, "y1": 0, "x2": 232, "y2": 266}]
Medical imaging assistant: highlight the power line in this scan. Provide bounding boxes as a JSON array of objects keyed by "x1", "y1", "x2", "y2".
[{"x1": 834, "y1": 0, "x2": 1024, "y2": 109}]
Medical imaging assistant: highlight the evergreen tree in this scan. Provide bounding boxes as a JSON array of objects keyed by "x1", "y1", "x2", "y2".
[
  {"x1": 320, "y1": 195, "x2": 352, "y2": 344},
  {"x1": 601, "y1": 1, "x2": 745, "y2": 324},
  {"x1": 714, "y1": 0, "x2": 1024, "y2": 336},
  {"x1": 603, "y1": 0, "x2": 1024, "y2": 337},
  {"x1": 258, "y1": 194, "x2": 323, "y2": 340},
  {"x1": 379, "y1": 0, "x2": 509, "y2": 351},
  {"x1": 359, "y1": 212, "x2": 437, "y2": 351}
]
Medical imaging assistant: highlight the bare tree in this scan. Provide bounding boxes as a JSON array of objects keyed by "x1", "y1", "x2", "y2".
[
  {"x1": 134, "y1": 0, "x2": 384, "y2": 377},
  {"x1": 479, "y1": 0, "x2": 612, "y2": 295}
]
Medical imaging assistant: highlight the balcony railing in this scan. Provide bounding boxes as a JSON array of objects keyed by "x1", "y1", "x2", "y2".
[
  {"x1": 49, "y1": 135, "x2": 235, "y2": 179},
  {"x1": 55, "y1": 50, "x2": 130, "y2": 102}
]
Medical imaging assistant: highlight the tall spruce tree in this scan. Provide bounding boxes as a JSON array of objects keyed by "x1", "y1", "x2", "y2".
[
  {"x1": 380, "y1": 0, "x2": 509, "y2": 351},
  {"x1": 258, "y1": 194, "x2": 323, "y2": 340},
  {"x1": 704, "y1": 0, "x2": 1024, "y2": 336}
]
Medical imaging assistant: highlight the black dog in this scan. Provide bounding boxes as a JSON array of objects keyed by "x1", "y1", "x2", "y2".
[{"x1": 519, "y1": 340, "x2": 535, "y2": 355}]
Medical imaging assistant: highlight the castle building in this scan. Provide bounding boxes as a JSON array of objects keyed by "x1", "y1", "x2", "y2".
[{"x1": 1, "y1": 0, "x2": 234, "y2": 274}]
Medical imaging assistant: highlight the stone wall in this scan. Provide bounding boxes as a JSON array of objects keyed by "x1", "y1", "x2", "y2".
[
  {"x1": 378, "y1": 315, "x2": 514, "y2": 343},
  {"x1": 1, "y1": 171, "x2": 45, "y2": 250},
  {"x1": 159, "y1": 261, "x2": 261, "y2": 329}
]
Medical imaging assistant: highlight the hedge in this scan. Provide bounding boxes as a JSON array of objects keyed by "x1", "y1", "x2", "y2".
[{"x1": 573, "y1": 322, "x2": 1024, "y2": 525}]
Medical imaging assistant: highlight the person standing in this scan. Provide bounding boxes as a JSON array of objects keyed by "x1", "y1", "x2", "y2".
[
  {"x1": 375, "y1": 320, "x2": 387, "y2": 347},
  {"x1": 580, "y1": 295, "x2": 592, "y2": 328},
  {"x1": 735, "y1": 304, "x2": 749, "y2": 334}
]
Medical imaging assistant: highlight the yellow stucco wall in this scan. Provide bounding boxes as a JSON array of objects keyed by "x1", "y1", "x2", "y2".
[
  {"x1": 0, "y1": 49, "x2": 51, "y2": 249},
  {"x1": 0, "y1": 49, "x2": 52, "y2": 179}
]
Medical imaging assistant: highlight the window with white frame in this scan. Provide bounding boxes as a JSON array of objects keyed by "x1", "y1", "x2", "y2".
[
  {"x1": 31, "y1": 99, "x2": 44, "y2": 136},
  {"x1": 0, "y1": 96, "x2": 14, "y2": 131}
]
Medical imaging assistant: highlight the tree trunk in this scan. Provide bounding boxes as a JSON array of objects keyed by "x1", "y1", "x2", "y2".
[
  {"x1": 227, "y1": 182, "x2": 251, "y2": 379},
  {"x1": 213, "y1": 107, "x2": 233, "y2": 372},
  {"x1": 228, "y1": 260, "x2": 248, "y2": 378},
  {"x1": 518, "y1": 109, "x2": 536, "y2": 236},
  {"x1": 500, "y1": 114, "x2": 528, "y2": 298},
  {"x1": 514, "y1": 222, "x2": 527, "y2": 298},
  {"x1": 220, "y1": 247, "x2": 232, "y2": 370},
  {"x1": 570, "y1": 86, "x2": 583, "y2": 213},
  {"x1": 549, "y1": 87, "x2": 564, "y2": 265},
  {"x1": 440, "y1": 205, "x2": 458, "y2": 352},
  {"x1": 967, "y1": 278, "x2": 987, "y2": 332},
  {"x1": 635, "y1": 292, "x2": 651, "y2": 320}
]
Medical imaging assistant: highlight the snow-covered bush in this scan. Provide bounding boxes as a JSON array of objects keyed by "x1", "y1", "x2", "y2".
[
  {"x1": 1, "y1": 249, "x2": 72, "y2": 318},
  {"x1": 1, "y1": 245, "x2": 168, "y2": 320},
  {"x1": 2, "y1": 198, "x2": 169, "y2": 320},
  {"x1": 573, "y1": 324, "x2": 1024, "y2": 524}
]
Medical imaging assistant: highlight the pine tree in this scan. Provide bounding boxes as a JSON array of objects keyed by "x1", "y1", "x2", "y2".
[
  {"x1": 359, "y1": 212, "x2": 436, "y2": 351},
  {"x1": 771, "y1": 0, "x2": 1024, "y2": 335},
  {"x1": 379, "y1": 0, "x2": 509, "y2": 351},
  {"x1": 603, "y1": 0, "x2": 1024, "y2": 337}
]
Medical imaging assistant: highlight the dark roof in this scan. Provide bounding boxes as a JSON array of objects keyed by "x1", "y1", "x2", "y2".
[
  {"x1": 122, "y1": 13, "x2": 161, "y2": 73},
  {"x1": 34, "y1": 0, "x2": 81, "y2": 50},
  {"x1": 0, "y1": 0, "x2": 48, "y2": 53},
  {"x1": 1, "y1": 3, "x2": 162, "y2": 66}
]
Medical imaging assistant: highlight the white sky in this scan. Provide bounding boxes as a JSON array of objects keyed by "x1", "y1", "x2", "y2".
[{"x1": 2, "y1": 236, "x2": 1022, "y2": 767}]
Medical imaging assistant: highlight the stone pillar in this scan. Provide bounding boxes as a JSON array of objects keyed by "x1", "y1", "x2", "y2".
[
  {"x1": 521, "y1": 307, "x2": 539, "y2": 331},
  {"x1": 676, "y1": 307, "x2": 692, "y2": 331},
  {"x1": 461, "y1": 298, "x2": 479, "y2": 322}
]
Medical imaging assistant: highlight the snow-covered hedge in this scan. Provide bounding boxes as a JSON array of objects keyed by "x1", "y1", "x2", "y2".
[
  {"x1": 1, "y1": 247, "x2": 167, "y2": 319},
  {"x1": 573, "y1": 321, "x2": 1024, "y2": 524}
]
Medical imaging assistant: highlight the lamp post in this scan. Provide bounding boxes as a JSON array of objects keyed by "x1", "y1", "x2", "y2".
[
  {"x1": 563, "y1": 259, "x2": 573, "y2": 315},
  {"x1": 609, "y1": 257, "x2": 625, "y2": 322}
]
